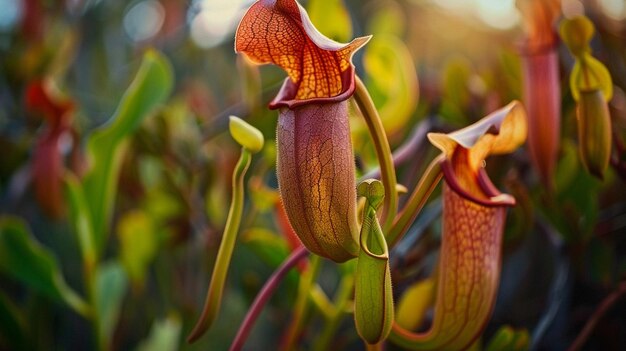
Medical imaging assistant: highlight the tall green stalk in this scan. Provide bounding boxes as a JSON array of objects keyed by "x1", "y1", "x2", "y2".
[
  {"x1": 387, "y1": 155, "x2": 444, "y2": 247},
  {"x1": 188, "y1": 149, "x2": 252, "y2": 342},
  {"x1": 353, "y1": 76, "x2": 398, "y2": 232}
]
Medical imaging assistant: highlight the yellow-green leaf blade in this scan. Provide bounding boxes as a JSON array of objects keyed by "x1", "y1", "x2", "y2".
[
  {"x1": 0, "y1": 216, "x2": 89, "y2": 316},
  {"x1": 83, "y1": 50, "x2": 173, "y2": 255}
]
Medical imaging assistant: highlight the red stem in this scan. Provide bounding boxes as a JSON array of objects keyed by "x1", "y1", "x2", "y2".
[
  {"x1": 567, "y1": 281, "x2": 626, "y2": 351},
  {"x1": 230, "y1": 247, "x2": 309, "y2": 351}
]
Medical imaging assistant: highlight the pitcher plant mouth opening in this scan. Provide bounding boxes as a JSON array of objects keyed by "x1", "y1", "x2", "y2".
[
  {"x1": 269, "y1": 65, "x2": 358, "y2": 109},
  {"x1": 441, "y1": 158, "x2": 516, "y2": 208},
  {"x1": 235, "y1": 0, "x2": 370, "y2": 109}
]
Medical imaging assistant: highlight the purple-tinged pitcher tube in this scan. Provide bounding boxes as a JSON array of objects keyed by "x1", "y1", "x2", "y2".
[{"x1": 276, "y1": 101, "x2": 359, "y2": 262}]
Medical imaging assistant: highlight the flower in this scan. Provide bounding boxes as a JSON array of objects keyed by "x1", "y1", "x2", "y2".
[
  {"x1": 391, "y1": 101, "x2": 527, "y2": 350},
  {"x1": 235, "y1": 0, "x2": 370, "y2": 262}
]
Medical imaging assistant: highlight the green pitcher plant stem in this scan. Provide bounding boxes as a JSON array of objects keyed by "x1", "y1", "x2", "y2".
[
  {"x1": 188, "y1": 116, "x2": 263, "y2": 342},
  {"x1": 353, "y1": 76, "x2": 398, "y2": 232},
  {"x1": 187, "y1": 148, "x2": 252, "y2": 342},
  {"x1": 282, "y1": 255, "x2": 322, "y2": 351},
  {"x1": 313, "y1": 273, "x2": 355, "y2": 351},
  {"x1": 387, "y1": 155, "x2": 444, "y2": 247},
  {"x1": 309, "y1": 284, "x2": 336, "y2": 319}
]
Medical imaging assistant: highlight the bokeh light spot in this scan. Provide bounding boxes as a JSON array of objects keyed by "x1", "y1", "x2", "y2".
[
  {"x1": 599, "y1": 0, "x2": 626, "y2": 21},
  {"x1": 0, "y1": 0, "x2": 23, "y2": 31},
  {"x1": 123, "y1": 0, "x2": 165, "y2": 42},
  {"x1": 189, "y1": 0, "x2": 251, "y2": 49},
  {"x1": 475, "y1": 0, "x2": 520, "y2": 30}
]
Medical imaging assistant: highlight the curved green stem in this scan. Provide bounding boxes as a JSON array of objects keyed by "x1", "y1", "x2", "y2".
[
  {"x1": 188, "y1": 148, "x2": 252, "y2": 343},
  {"x1": 353, "y1": 76, "x2": 398, "y2": 232},
  {"x1": 63, "y1": 174, "x2": 101, "y2": 346},
  {"x1": 310, "y1": 284, "x2": 336, "y2": 319},
  {"x1": 387, "y1": 155, "x2": 444, "y2": 248},
  {"x1": 313, "y1": 274, "x2": 355, "y2": 351},
  {"x1": 282, "y1": 255, "x2": 322, "y2": 350}
]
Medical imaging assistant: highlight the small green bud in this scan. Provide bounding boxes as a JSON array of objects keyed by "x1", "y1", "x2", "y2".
[
  {"x1": 229, "y1": 116, "x2": 264, "y2": 153},
  {"x1": 357, "y1": 179, "x2": 385, "y2": 211},
  {"x1": 577, "y1": 89, "x2": 612, "y2": 179},
  {"x1": 559, "y1": 16, "x2": 594, "y2": 57}
]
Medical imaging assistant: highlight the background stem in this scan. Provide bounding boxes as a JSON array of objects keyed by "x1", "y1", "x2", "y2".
[
  {"x1": 387, "y1": 155, "x2": 443, "y2": 247},
  {"x1": 282, "y1": 255, "x2": 322, "y2": 350},
  {"x1": 230, "y1": 247, "x2": 309, "y2": 351},
  {"x1": 313, "y1": 274, "x2": 355, "y2": 351}
]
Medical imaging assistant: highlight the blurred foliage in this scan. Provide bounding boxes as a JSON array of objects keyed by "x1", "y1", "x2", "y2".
[{"x1": 0, "y1": 0, "x2": 625, "y2": 350}]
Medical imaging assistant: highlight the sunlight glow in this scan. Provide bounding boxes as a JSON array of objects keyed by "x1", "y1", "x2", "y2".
[
  {"x1": 476, "y1": 0, "x2": 520, "y2": 30},
  {"x1": 429, "y1": 0, "x2": 520, "y2": 30},
  {"x1": 189, "y1": 0, "x2": 252, "y2": 49},
  {"x1": 562, "y1": 0, "x2": 585, "y2": 19},
  {"x1": 123, "y1": 0, "x2": 165, "y2": 42},
  {"x1": 0, "y1": 0, "x2": 23, "y2": 31},
  {"x1": 599, "y1": 0, "x2": 626, "y2": 21}
]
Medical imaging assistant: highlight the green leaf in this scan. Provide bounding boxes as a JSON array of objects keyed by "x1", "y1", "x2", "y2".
[
  {"x1": 363, "y1": 35, "x2": 419, "y2": 135},
  {"x1": 552, "y1": 141, "x2": 602, "y2": 241},
  {"x1": 242, "y1": 228, "x2": 290, "y2": 267},
  {"x1": 440, "y1": 57, "x2": 472, "y2": 126},
  {"x1": 554, "y1": 140, "x2": 580, "y2": 195},
  {"x1": 485, "y1": 326, "x2": 515, "y2": 351},
  {"x1": 396, "y1": 278, "x2": 435, "y2": 331},
  {"x1": 0, "y1": 217, "x2": 90, "y2": 317},
  {"x1": 307, "y1": 0, "x2": 352, "y2": 43},
  {"x1": 241, "y1": 228, "x2": 301, "y2": 288},
  {"x1": 511, "y1": 329, "x2": 530, "y2": 350},
  {"x1": 136, "y1": 315, "x2": 182, "y2": 351},
  {"x1": 0, "y1": 291, "x2": 28, "y2": 350},
  {"x1": 95, "y1": 261, "x2": 128, "y2": 348},
  {"x1": 117, "y1": 210, "x2": 159, "y2": 287},
  {"x1": 367, "y1": 1, "x2": 406, "y2": 36},
  {"x1": 485, "y1": 326, "x2": 530, "y2": 351},
  {"x1": 83, "y1": 50, "x2": 173, "y2": 255},
  {"x1": 248, "y1": 176, "x2": 280, "y2": 212},
  {"x1": 64, "y1": 172, "x2": 96, "y2": 267}
]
